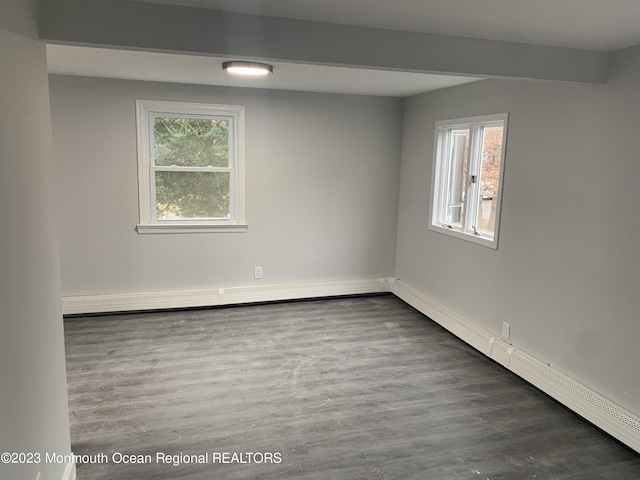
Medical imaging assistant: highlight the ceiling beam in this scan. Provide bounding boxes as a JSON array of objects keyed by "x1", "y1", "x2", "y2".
[
  {"x1": 608, "y1": 45, "x2": 640, "y2": 84},
  {"x1": 39, "y1": 0, "x2": 608, "y2": 84}
]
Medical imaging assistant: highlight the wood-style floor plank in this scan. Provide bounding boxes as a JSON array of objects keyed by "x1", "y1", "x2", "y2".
[{"x1": 64, "y1": 295, "x2": 640, "y2": 479}]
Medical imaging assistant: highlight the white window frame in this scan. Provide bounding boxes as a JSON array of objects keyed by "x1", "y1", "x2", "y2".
[
  {"x1": 135, "y1": 100, "x2": 247, "y2": 234},
  {"x1": 429, "y1": 113, "x2": 508, "y2": 249}
]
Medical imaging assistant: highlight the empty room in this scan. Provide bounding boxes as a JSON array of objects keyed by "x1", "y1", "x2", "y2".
[{"x1": 2, "y1": 0, "x2": 640, "y2": 479}]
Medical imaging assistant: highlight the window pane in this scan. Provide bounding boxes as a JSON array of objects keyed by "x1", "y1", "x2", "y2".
[
  {"x1": 444, "y1": 128, "x2": 470, "y2": 227},
  {"x1": 153, "y1": 116, "x2": 229, "y2": 167},
  {"x1": 477, "y1": 125, "x2": 503, "y2": 236},
  {"x1": 155, "y1": 171, "x2": 230, "y2": 219}
]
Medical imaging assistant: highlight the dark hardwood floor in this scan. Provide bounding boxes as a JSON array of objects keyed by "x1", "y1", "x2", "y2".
[{"x1": 64, "y1": 295, "x2": 640, "y2": 479}]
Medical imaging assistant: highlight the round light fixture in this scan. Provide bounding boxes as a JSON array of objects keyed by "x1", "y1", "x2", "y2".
[{"x1": 222, "y1": 61, "x2": 273, "y2": 76}]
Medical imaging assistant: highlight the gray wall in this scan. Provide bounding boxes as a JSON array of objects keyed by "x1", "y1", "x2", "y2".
[
  {"x1": 0, "y1": 10, "x2": 71, "y2": 480},
  {"x1": 0, "y1": 0, "x2": 38, "y2": 38},
  {"x1": 396, "y1": 79, "x2": 640, "y2": 416},
  {"x1": 49, "y1": 76, "x2": 402, "y2": 295}
]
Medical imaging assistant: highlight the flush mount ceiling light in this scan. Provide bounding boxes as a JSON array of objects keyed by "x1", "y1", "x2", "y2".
[{"x1": 222, "y1": 61, "x2": 273, "y2": 76}]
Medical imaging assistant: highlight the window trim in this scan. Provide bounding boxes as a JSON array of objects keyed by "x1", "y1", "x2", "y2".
[
  {"x1": 135, "y1": 100, "x2": 247, "y2": 234},
  {"x1": 428, "y1": 112, "x2": 508, "y2": 249}
]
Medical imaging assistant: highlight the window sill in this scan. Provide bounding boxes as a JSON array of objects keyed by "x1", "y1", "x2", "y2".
[
  {"x1": 136, "y1": 223, "x2": 249, "y2": 234},
  {"x1": 428, "y1": 224, "x2": 497, "y2": 249}
]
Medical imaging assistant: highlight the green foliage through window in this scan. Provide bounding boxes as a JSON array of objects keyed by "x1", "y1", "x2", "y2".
[
  {"x1": 152, "y1": 116, "x2": 231, "y2": 219},
  {"x1": 155, "y1": 171, "x2": 230, "y2": 219}
]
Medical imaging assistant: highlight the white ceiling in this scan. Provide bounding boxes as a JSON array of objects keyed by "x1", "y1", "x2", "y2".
[
  {"x1": 133, "y1": 0, "x2": 640, "y2": 52},
  {"x1": 46, "y1": 45, "x2": 481, "y2": 97}
]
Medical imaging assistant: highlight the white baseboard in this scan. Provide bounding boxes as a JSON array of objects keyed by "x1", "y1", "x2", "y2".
[
  {"x1": 61, "y1": 277, "x2": 395, "y2": 315},
  {"x1": 61, "y1": 460, "x2": 76, "y2": 480},
  {"x1": 392, "y1": 279, "x2": 640, "y2": 454}
]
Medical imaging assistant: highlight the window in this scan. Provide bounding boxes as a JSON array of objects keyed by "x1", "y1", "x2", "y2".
[
  {"x1": 429, "y1": 113, "x2": 508, "y2": 249},
  {"x1": 135, "y1": 100, "x2": 246, "y2": 234}
]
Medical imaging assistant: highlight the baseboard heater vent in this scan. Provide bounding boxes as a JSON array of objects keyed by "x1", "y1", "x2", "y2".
[
  {"x1": 392, "y1": 279, "x2": 640, "y2": 454},
  {"x1": 62, "y1": 289, "x2": 220, "y2": 314},
  {"x1": 510, "y1": 349, "x2": 640, "y2": 451},
  {"x1": 488, "y1": 337, "x2": 513, "y2": 368},
  {"x1": 62, "y1": 277, "x2": 395, "y2": 315}
]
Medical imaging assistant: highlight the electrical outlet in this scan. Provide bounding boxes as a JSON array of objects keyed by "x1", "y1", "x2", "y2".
[
  {"x1": 254, "y1": 266, "x2": 263, "y2": 279},
  {"x1": 502, "y1": 322, "x2": 511, "y2": 340}
]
